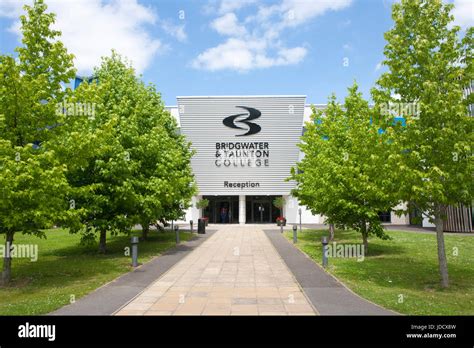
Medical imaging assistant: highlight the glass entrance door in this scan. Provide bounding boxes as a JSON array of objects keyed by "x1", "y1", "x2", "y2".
[
  {"x1": 202, "y1": 196, "x2": 239, "y2": 223},
  {"x1": 252, "y1": 202, "x2": 270, "y2": 223},
  {"x1": 245, "y1": 196, "x2": 283, "y2": 223},
  {"x1": 216, "y1": 200, "x2": 231, "y2": 223}
]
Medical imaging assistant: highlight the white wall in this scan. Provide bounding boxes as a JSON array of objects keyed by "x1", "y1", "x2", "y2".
[
  {"x1": 283, "y1": 195, "x2": 322, "y2": 224},
  {"x1": 176, "y1": 195, "x2": 201, "y2": 224},
  {"x1": 390, "y1": 203, "x2": 410, "y2": 225},
  {"x1": 165, "y1": 106, "x2": 181, "y2": 127},
  {"x1": 423, "y1": 216, "x2": 435, "y2": 228}
]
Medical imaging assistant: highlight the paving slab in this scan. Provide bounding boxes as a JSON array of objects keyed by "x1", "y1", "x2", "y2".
[
  {"x1": 50, "y1": 230, "x2": 215, "y2": 315},
  {"x1": 115, "y1": 225, "x2": 317, "y2": 316}
]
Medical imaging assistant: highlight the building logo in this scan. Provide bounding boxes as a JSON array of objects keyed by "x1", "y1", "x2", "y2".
[{"x1": 223, "y1": 106, "x2": 261, "y2": 136}]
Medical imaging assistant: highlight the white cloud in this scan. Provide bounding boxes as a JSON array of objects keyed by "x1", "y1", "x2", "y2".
[
  {"x1": 161, "y1": 20, "x2": 187, "y2": 42},
  {"x1": 0, "y1": 0, "x2": 23, "y2": 18},
  {"x1": 277, "y1": 0, "x2": 353, "y2": 28},
  {"x1": 192, "y1": 38, "x2": 306, "y2": 71},
  {"x1": 277, "y1": 46, "x2": 307, "y2": 65},
  {"x1": 193, "y1": 0, "x2": 353, "y2": 71},
  {"x1": 451, "y1": 0, "x2": 474, "y2": 29},
  {"x1": 211, "y1": 12, "x2": 247, "y2": 36},
  {"x1": 0, "y1": 0, "x2": 168, "y2": 75},
  {"x1": 375, "y1": 62, "x2": 383, "y2": 71},
  {"x1": 217, "y1": 0, "x2": 258, "y2": 14}
]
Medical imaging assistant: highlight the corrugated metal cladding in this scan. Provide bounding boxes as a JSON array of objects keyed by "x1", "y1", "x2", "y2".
[{"x1": 177, "y1": 96, "x2": 306, "y2": 195}]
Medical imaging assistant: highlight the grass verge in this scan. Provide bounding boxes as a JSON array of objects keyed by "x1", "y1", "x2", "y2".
[
  {"x1": 284, "y1": 229, "x2": 474, "y2": 315},
  {"x1": 0, "y1": 228, "x2": 193, "y2": 315}
]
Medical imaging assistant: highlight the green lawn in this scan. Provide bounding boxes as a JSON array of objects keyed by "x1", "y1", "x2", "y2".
[
  {"x1": 284, "y1": 229, "x2": 474, "y2": 315},
  {"x1": 0, "y1": 228, "x2": 193, "y2": 315}
]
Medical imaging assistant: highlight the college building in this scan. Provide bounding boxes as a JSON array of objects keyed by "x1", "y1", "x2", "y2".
[
  {"x1": 165, "y1": 95, "x2": 472, "y2": 232},
  {"x1": 73, "y1": 74, "x2": 472, "y2": 232}
]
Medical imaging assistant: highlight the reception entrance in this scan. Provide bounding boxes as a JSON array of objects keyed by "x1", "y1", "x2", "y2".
[
  {"x1": 202, "y1": 195, "x2": 282, "y2": 224},
  {"x1": 203, "y1": 196, "x2": 239, "y2": 223},
  {"x1": 246, "y1": 196, "x2": 281, "y2": 223}
]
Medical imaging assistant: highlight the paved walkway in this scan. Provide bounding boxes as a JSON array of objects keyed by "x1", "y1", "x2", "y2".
[
  {"x1": 115, "y1": 226, "x2": 316, "y2": 315},
  {"x1": 51, "y1": 230, "x2": 215, "y2": 315}
]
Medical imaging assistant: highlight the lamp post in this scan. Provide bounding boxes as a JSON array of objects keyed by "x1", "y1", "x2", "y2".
[
  {"x1": 298, "y1": 207, "x2": 302, "y2": 232},
  {"x1": 131, "y1": 236, "x2": 139, "y2": 267},
  {"x1": 322, "y1": 236, "x2": 328, "y2": 267},
  {"x1": 174, "y1": 225, "x2": 180, "y2": 244}
]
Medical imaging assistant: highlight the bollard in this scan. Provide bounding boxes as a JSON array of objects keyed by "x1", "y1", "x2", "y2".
[
  {"x1": 292, "y1": 225, "x2": 297, "y2": 244},
  {"x1": 322, "y1": 236, "x2": 328, "y2": 267},
  {"x1": 280, "y1": 223, "x2": 283, "y2": 234},
  {"x1": 131, "y1": 236, "x2": 139, "y2": 267},
  {"x1": 198, "y1": 218, "x2": 206, "y2": 234},
  {"x1": 190, "y1": 220, "x2": 193, "y2": 233},
  {"x1": 298, "y1": 208, "x2": 302, "y2": 233},
  {"x1": 174, "y1": 225, "x2": 180, "y2": 244}
]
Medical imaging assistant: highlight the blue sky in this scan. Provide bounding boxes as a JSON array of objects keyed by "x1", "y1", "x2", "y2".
[{"x1": 0, "y1": 0, "x2": 472, "y2": 105}]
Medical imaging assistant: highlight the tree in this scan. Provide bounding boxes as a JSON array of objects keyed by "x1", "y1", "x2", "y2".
[
  {"x1": 272, "y1": 197, "x2": 285, "y2": 213},
  {"x1": 195, "y1": 199, "x2": 209, "y2": 212},
  {"x1": 0, "y1": 0, "x2": 75, "y2": 284},
  {"x1": 372, "y1": 0, "x2": 473, "y2": 287},
  {"x1": 59, "y1": 54, "x2": 143, "y2": 252},
  {"x1": 60, "y1": 52, "x2": 196, "y2": 249},
  {"x1": 291, "y1": 83, "x2": 398, "y2": 253},
  {"x1": 128, "y1": 84, "x2": 196, "y2": 240}
]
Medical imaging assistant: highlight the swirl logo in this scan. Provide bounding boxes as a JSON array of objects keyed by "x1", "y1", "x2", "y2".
[{"x1": 223, "y1": 106, "x2": 262, "y2": 136}]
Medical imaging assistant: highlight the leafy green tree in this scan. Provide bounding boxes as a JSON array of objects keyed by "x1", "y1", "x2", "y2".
[
  {"x1": 372, "y1": 0, "x2": 473, "y2": 287},
  {"x1": 60, "y1": 52, "x2": 196, "y2": 249},
  {"x1": 127, "y1": 84, "x2": 196, "y2": 240},
  {"x1": 0, "y1": 0, "x2": 75, "y2": 284},
  {"x1": 58, "y1": 54, "x2": 142, "y2": 253},
  {"x1": 195, "y1": 199, "x2": 209, "y2": 211},
  {"x1": 272, "y1": 197, "x2": 285, "y2": 216},
  {"x1": 291, "y1": 83, "x2": 398, "y2": 253}
]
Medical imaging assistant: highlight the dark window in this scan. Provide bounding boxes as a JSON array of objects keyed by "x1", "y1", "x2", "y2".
[{"x1": 378, "y1": 211, "x2": 391, "y2": 223}]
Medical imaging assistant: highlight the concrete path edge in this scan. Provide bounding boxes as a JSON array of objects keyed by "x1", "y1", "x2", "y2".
[{"x1": 264, "y1": 229, "x2": 398, "y2": 316}]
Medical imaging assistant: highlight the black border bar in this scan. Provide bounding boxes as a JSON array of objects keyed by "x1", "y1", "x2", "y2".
[{"x1": 0, "y1": 315, "x2": 472, "y2": 346}]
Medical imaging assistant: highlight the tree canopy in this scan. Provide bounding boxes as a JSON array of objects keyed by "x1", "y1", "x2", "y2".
[
  {"x1": 291, "y1": 83, "x2": 399, "y2": 252},
  {"x1": 372, "y1": 0, "x2": 473, "y2": 287},
  {"x1": 57, "y1": 52, "x2": 196, "y2": 251},
  {"x1": 0, "y1": 0, "x2": 75, "y2": 284}
]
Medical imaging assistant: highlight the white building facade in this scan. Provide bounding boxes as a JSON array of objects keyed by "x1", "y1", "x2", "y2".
[{"x1": 167, "y1": 96, "x2": 411, "y2": 226}]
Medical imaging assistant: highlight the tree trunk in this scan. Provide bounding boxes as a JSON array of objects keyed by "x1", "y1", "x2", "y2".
[
  {"x1": 141, "y1": 223, "x2": 149, "y2": 241},
  {"x1": 98, "y1": 230, "x2": 107, "y2": 254},
  {"x1": 361, "y1": 222, "x2": 369, "y2": 255},
  {"x1": 1, "y1": 231, "x2": 14, "y2": 286},
  {"x1": 329, "y1": 224, "x2": 335, "y2": 241},
  {"x1": 434, "y1": 206, "x2": 449, "y2": 288}
]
